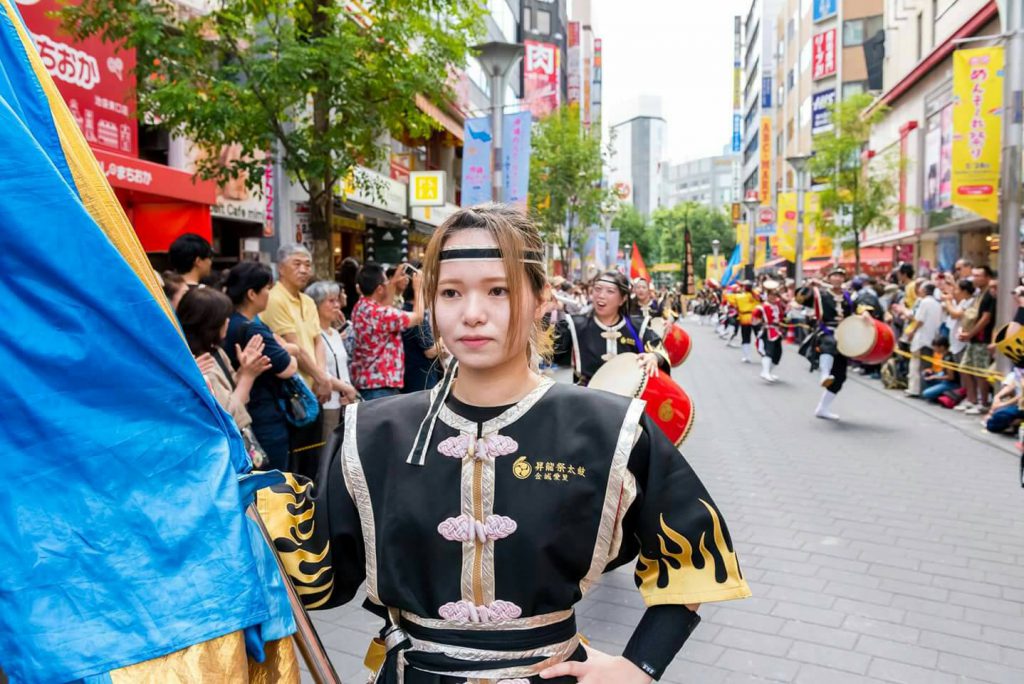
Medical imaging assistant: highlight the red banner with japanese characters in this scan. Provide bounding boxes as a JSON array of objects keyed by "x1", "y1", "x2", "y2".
[
  {"x1": 524, "y1": 40, "x2": 560, "y2": 119},
  {"x1": 17, "y1": 0, "x2": 137, "y2": 156},
  {"x1": 812, "y1": 29, "x2": 837, "y2": 81}
]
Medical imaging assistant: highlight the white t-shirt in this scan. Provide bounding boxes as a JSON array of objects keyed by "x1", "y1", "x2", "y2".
[
  {"x1": 912, "y1": 295, "x2": 943, "y2": 353},
  {"x1": 947, "y1": 296, "x2": 975, "y2": 355},
  {"x1": 321, "y1": 327, "x2": 351, "y2": 410}
]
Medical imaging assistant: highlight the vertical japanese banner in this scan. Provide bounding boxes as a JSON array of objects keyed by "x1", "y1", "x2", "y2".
[
  {"x1": 759, "y1": 117, "x2": 772, "y2": 206},
  {"x1": 460, "y1": 117, "x2": 492, "y2": 206},
  {"x1": 736, "y1": 223, "x2": 750, "y2": 264},
  {"x1": 524, "y1": 41, "x2": 560, "y2": 119},
  {"x1": 591, "y1": 39, "x2": 602, "y2": 130},
  {"x1": 681, "y1": 227, "x2": 693, "y2": 295},
  {"x1": 567, "y1": 22, "x2": 581, "y2": 106},
  {"x1": 939, "y1": 105, "x2": 953, "y2": 208},
  {"x1": 775, "y1": 192, "x2": 797, "y2": 261},
  {"x1": 805, "y1": 192, "x2": 833, "y2": 258},
  {"x1": 706, "y1": 255, "x2": 727, "y2": 284},
  {"x1": 951, "y1": 47, "x2": 1003, "y2": 223},
  {"x1": 812, "y1": 29, "x2": 837, "y2": 81},
  {"x1": 502, "y1": 111, "x2": 532, "y2": 207}
]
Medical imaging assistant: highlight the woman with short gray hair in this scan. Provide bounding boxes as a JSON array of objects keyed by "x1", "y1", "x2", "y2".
[{"x1": 308, "y1": 280, "x2": 358, "y2": 441}]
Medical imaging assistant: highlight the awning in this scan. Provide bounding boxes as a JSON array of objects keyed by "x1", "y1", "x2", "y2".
[
  {"x1": 860, "y1": 230, "x2": 920, "y2": 248},
  {"x1": 415, "y1": 94, "x2": 464, "y2": 141},
  {"x1": 339, "y1": 200, "x2": 405, "y2": 227},
  {"x1": 802, "y1": 257, "x2": 833, "y2": 273},
  {"x1": 94, "y1": 148, "x2": 216, "y2": 251},
  {"x1": 842, "y1": 246, "x2": 893, "y2": 266}
]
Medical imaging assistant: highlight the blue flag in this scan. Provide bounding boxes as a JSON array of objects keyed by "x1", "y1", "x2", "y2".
[
  {"x1": 721, "y1": 245, "x2": 743, "y2": 286},
  {"x1": 0, "y1": 2, "x2": 293, "y2": 681}
]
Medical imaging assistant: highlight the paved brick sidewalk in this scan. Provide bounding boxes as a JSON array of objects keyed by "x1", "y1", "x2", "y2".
[{"x1": 309, "y1": 321, "x2": 1024, "y2": 683}]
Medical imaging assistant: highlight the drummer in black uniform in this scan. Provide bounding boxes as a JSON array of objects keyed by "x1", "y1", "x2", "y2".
[
  {"x1": 552, "y1": 270, "x2": 670, "y2": 385},
  {"x1": 797, "y1": 268, "x2": 856, "y2": 420}
]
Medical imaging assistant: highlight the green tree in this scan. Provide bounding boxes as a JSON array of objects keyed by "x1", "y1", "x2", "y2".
[
  {"x1": 651, "y1": 202, "x2": 735, "y2": 279},
  {"x1": 528, "y1": 104, "x2": 612, "y2": 274},
  {"x1": 810, "y1": 92, "x2": 900, "y2": 274},
  {"x1": 611, "y1": 203, "x2": 658, "y2": 262},
  {"x1": 61, "y1": 0, "x2": 481, "y2": 275}
]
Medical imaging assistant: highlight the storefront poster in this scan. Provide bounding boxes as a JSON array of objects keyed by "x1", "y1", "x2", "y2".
[
  {"x1": 924, "y1": 117, "x2": 941, "y2": 213},
  {"x1": 939, "y1": 104, "x2": 953, "y2": 209},
  {"x1": 524, "y1": 40, "x2": 560, "y2": 119},
  {"x1": 567, "y1": 22, "x2": 581, "y2": 106},
  {"x1": 460, "y1": 117, "x2": 492, "y2": 206},
  {"x1": 18, "y1": 0, "x2": 137, "y2": 156},
  {"x1": 951, "y1": 46, "x2": 1003, "y2": 223},
  {"x1": 502, "y1": 111, "x2": 532, "y2": 207}
]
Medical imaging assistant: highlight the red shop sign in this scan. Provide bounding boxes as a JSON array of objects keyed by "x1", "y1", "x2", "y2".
[{"x1": 17, "y1": 0, "x2": 138, "y2": 156}]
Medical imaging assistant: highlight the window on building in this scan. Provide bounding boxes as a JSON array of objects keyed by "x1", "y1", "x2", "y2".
[
  {"x1": 800, "y1": 40, "x2": 811, "y2": 73},
  {"x1": 931, "y1": 0, "x2": 938, "y2": 48},
  {"x1": 787, "y1": 17, "x2": 795, "y2": 41},
  {"x1": 844, "y1": 15, "x2": 884, "y2": 47},
  {"x1": 488, "y1": 0, "x2": 516, "y2": 42},
  {"x1": 787, "y1": 68, "x2": 795, "y2": 91},
  {"x1": 842, "y1": 80, "x2": 868, "y2": 98},
  {"x1": 787, "y1": 117, "x2": 794, "y2": 141},
  {"x1": 522, "y1": 7, "x2": 531, "y2": 31},
  {"x1": 535, "y1": 9, "x2": 551, "y2": 34}
]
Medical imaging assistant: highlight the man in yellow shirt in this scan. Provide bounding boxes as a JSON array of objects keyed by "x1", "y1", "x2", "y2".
[
  {"x1": 897, "y1": 263, "x2": 916, "y2": 310},
  {"x1": 261, "y1": 244, "x2": 333, "y2": 476},
  {"x1": 733, "y1": 281, "x2": 760, "y2": 363}
]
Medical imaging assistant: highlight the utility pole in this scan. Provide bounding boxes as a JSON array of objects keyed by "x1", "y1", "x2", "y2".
[
  {"x1": 475, "y1": 42, "x2": 523, "y2": 204},
  {"x1": 997, "y1": 0, "x2": 1023, "y2": 329}
]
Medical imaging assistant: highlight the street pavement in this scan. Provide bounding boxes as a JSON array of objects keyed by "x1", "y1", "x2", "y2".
[{"x1": 309, "y1": 320, "x2": 1024, "y2": 683}]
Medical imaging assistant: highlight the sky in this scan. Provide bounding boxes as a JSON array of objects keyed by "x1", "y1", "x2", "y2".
[{"x1": 594, "y1": 0, "x2": 747, "y2": 165}]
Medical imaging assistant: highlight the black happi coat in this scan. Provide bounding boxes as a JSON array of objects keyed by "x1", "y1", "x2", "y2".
[
  {"x1": 271, "y1": 380, "x2": 748, "y2": 683},
  {"x1": 552, "y1": 314, "x2": 671, "y2": 385}
]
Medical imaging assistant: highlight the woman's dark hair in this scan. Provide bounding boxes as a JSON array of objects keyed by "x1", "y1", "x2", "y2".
[
  {"x1": 161, "y1": 270, "x2": 186, "y2": 301},
  {"x1": 358, "y1": 263, "x2": 387, "y2": 297},
  {"x1": 178, "y1": 287, "x2": 234, "y2": 356},
  {"x1": 594, "y1": 270, "x2": 631, "y2": 297},
  {"x1": 957, "y1": 278, "x2": 976, "y2": 296},
  {"x1": 339, "y1": 256, "x2": 361, "y2": 317},
  {"x1": 932, "y1": 334, "x2": 950, "y2": 349},
  {"x1": 224, "y1": 262, "x2": 274, "y2": 306},
  {"x1": 168, "y1": 233, "x2": 213, "y2": 274}
]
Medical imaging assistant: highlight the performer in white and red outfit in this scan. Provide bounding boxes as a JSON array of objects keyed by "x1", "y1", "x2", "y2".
[{"x1": 752, "y1": 280, "x2": 785, "y2": 383}]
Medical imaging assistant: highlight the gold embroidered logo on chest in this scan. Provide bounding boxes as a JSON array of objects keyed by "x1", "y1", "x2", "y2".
[{"x1": 511, "y1": 456, "x2": 587, "y2": 482}]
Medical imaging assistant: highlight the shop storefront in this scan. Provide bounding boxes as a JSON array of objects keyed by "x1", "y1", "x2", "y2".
[
  {"x1": 409, "y1": 202, "x2": 459, "y2": 262},
  {"x1": 339, "y1": 166, "x2": 409, "y2": 266},
  {"x1": 20, "y1": 0, "x2": 216, "y2": 260}
]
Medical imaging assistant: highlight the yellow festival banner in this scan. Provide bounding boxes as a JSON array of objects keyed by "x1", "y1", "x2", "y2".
[
  {"x1": 951, "y1": 46, "x2": 1003, "y2": 223},
  {"x1": 774, "y1": 192, "x2": 832, "y2": 262},
  {"x1": 805, "y1": 192, "x2": 833, "y2": 258},
  {"x1": 736, "y1": 222, "x2": 750, "y2": 264},
  {"x1": 776, "y1": 192, "x2": 797, "y2": 261},
  {"x1": 759, "y1": 117, "x2": 772, "y2": 205},
  {"x1": 706, "y1": 255, "x2": 727, "y2": 283}
]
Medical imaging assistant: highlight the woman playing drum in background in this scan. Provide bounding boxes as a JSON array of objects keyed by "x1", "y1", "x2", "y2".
[
  {"x1": 797, "y1": 268, "x2": 857, "y2": 420},
  {"x1": 287, "y1": 204, "x2": 749, "y2": 683},
  {"x1": 552, "y1": 270, "x2": 670, "y2": 386}
]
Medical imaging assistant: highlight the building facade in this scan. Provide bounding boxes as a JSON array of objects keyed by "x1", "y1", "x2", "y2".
[
  {"x1": 609, "y1": 97, "x2": 667, "y2": 218},
  {"x1": 741, "y1": 0, "x2": 786, "y2": 200},
  {"x1": 660, "y1": 154, "x2": 737, "y2": 211}
]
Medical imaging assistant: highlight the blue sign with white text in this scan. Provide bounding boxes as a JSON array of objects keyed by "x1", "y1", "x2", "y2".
[
  {"x1": 732, "y1": 114, "x2": 742, "y2": 152},
  {"x1": 762, "y1": 77, "x2": 772, "y2": 108},
  {"x1": 814, "y1": 0, "x2": 837, "y2": 22}
]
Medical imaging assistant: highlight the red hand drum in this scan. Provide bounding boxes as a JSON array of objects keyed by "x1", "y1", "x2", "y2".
[
  {"x1": 588, "y1": 353, "x2": 694, "y2": 446},
  {"x1": 649, "y1": 318, "x2": 692, "y2": 367},
  {"x1": 835, "y1": 316, "x2": 895, "y2": 365}
]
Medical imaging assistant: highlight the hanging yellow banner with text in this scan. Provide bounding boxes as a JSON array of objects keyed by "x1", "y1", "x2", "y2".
[
  {"x1": 951, "y1": 46, "x2": 1003, "y2": 223},
  {"x1": 804, "y1": 192, "x2": 833, "y2": 259},
  {"x1": 759, "y1": 117, "x2": 772, "y2": 205},
  {"x1": 706, "y1": 255, "x2": 727, "y2": 284},
  {"x1": 736, "y1": 223, "x2": 749, "y2": 264},
  {"x1": 775, "y1": 192, "x2": 797, "y2": 262},
  {"x1": 774, "y1": 192, "x2": 832, "y2": 262}
]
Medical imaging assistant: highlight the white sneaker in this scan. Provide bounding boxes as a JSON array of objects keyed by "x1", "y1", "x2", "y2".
[
  {"x1": 964, "y1": 406, "x2": 983, "y2": 415},
  {"x1": 760, "y1": 370, "x2": 773, "y2": 382},
  {"x1": 741, "y1": 357, "x2": 751, "y2": 364},
  {"x1": 815, "y1": 410, "x2": 840, "y2": 421},
  {"x1": 769, "y1": 373, "x2": 780, "y2": 381},
  {"x1": 955, "y1": 402, "x2": 974, "y2": 412}
]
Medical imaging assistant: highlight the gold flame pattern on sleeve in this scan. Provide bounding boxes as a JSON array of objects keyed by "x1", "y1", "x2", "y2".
[
  {"x1": 635, "y1": 499, "x2": 751, "y2": 606},
  {"x1": 255, "y1": 473, "x2": 334, "y2": 609}
]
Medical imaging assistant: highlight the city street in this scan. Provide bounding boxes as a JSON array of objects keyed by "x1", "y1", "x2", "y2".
[{"x1": 311, "y1": 321, "x2": 1024, "y2": 683}]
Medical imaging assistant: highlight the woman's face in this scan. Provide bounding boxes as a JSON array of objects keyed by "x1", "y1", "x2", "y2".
[
  {"x1": 250, "y1": 283, "x2": 272, "y2": 313},
  {"x1": 318, "y1": 294, "x2": 342, "y2": 324},
  {"x1": 591, "y1": 280, "x2": 626, "y2": 318},
  {"x1": 432, "y1": 229, "x2": 538, "y2": 372},
  {"x1": 634, "y1": 279, "x2": 650, "y2": 301}
]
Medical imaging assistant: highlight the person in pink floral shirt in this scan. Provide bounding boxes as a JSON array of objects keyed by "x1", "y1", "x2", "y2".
[{"x1": 350, "y1": 263, "x2": 425, "y2": 399}]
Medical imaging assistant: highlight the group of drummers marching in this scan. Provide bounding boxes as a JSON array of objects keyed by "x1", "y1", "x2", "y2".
[{"x1": 702, "y1": 268, "x2": 897, "y2": 422}]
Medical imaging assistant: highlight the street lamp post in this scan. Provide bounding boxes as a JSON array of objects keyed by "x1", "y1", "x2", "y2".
[
  {"x1": 787, "y1": 154, "x2": 813, "y2": 286},
  {"x1": 474, "y1": 42, "x2": 523, "y2": 204},
  {"x1": 742, "y1": 197, "x2": 760, "y2": 280},
  {"x1": 712, "y1": 238, "x2": 721, "y2": 257}
]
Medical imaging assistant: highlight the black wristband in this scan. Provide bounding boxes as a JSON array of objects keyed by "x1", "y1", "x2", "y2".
[{"x1": 622, "y1": 605, "x2": 701, "y2": 681}]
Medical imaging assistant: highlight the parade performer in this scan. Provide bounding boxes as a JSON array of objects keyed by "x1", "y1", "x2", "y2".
[
  {"x1": 734, "y1": 281, "x2": 760, "y2": 363},
  {"x1": 720, "y1": 285, "x2": 740, "y2": 344},
  {"x1": 0, "y1": 5, "x2": 302, "y2": 680},
  {"x1": 630, "y1": 275, "x2": 665, "y2": 319},
  {"x1": 299, "y1": 204, "x2": 750, "y2": 683},
  {"x1": 753, "y1": 280, "x2": 785, "y2": 383},
  {"x1": 552, "y1": 270, "x2": 671, "y2": 385},
  {"x1": 797, "y1": 269, "x2": 856, "y2": 420}
]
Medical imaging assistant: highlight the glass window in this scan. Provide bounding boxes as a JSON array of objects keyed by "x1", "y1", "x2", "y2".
[
  {"x1": 488, "y1": 0, "x2": 516, "y2": 42},
  {"x1": 523, "y1": 7, "x2": 531, "y2": 31},
  {"x1": 844, "y1": 20, "x2": 865, "y2": 47},
  {"x1": 787, "y1": 17, "x2": 795, "y2": 41},
  {"x1": 865, "y1": 16, "x2": 884, "y2": 39},
  {"x1": 800, "y1": 40, "x2": 811, "y2": 73},
  {"x1": 535, "y1": 9, "x2": 551, "y2": 34},
  {"x1": 842, "y1": 81, "x2": 867, "y2": 98},
  {"x1": 787, "y1": 68, "x2": 795, "y2": 91}
]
